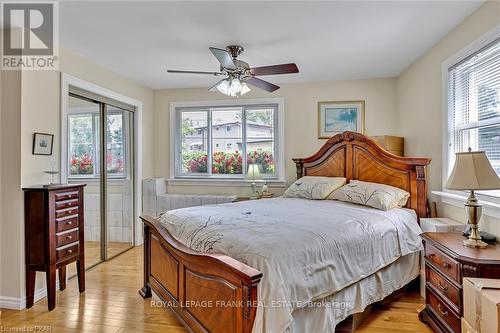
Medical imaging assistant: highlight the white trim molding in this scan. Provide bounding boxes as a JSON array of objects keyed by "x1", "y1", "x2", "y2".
[
  {"x1": 166, "y1": 178, "x2": 287, "y2": 188},
  {"x1": 433, "y1": 190, "x2": 500, "y2": 219},
  {"x1": 168, "y1": 98, "x2": 286, "y2": 185},
  {"x1": 0, "y1": 281, "x2": 60, "y2": 310},
  {"x1": 60, "y1": 73, "x2": 144, "y2": 245}
]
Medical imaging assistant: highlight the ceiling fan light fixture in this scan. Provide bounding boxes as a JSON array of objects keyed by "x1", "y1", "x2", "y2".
[
  {"x1": 240, "y1": 82, "x2": 251, "y2": 96},
  {"x1": 216, "y1": 79, "x2": 230, "y2": 95},
  {"x1": 169, "y1": 45, "x2": 298, "y2": 96},
  {"x1": 229, "y1": 78, "x2": 242, "y2": 94}
]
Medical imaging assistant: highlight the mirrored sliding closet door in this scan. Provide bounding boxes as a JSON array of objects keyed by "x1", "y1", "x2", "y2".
[{"x1": 66, "y1": 89, "x2": 135, "y2": 274}]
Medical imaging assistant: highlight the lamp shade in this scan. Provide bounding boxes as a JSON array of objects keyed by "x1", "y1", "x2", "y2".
[
  {"x1": 445, "y1": 151, "x2": 500, "y2": 190},
  {"x1": 246, "y1": 164, "x2": 262, "y2": 180}
]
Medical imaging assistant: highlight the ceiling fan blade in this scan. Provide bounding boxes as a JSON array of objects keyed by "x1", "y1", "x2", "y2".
[
  {"x1": 209, "y1": 47, "x2": 237, "y2": 70},
  {"x1": 250, "y1": 63, "x2": 299, "y2": 76},
  {"x1": 167, "y1": 69, "x2": 222, "y2": 76},
  {"x1": 246, "y1": 77, "x2": 280, "y2": 92},
  {"x1": 208, "y1": 79, "x2": 225, "y2": 92}
]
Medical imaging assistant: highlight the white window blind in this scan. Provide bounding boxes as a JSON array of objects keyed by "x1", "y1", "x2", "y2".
[{"x1": 448, "y1": 38, "x2": 500, "y2": 177}]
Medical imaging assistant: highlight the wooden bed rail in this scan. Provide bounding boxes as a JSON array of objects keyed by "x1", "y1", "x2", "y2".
[{"x1": 139, "y1": 215, "x2": 262, "y2": 333}]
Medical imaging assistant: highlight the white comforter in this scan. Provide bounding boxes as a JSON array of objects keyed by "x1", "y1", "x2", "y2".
[{"x1": 158, "y1": 197, "x2": 423, "y2": 333}]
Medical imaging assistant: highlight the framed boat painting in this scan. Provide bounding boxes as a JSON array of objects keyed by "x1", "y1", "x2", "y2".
[
  {"x1": 318, "y1": 100, "x2": 365, "y2": 138},
  {"x1": 32, "y1": 132, "x2": 54, "y2": 155}
]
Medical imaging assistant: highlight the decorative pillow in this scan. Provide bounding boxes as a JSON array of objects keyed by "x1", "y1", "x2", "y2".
[
  {"x1": 283, "y1": 176, "x2": 346, "y2": 200},
  {"x1": 328, "y1": 180, "x2": 410, "y2": 210}
]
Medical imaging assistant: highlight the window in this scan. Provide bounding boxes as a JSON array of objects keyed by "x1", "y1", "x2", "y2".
[
  {"x1": 174, "y1": 101, "x2": 281, "y2": 180},
  {"x1": 447, "y1": 39, "x2": 500, "y2": 178},
  {"x1": 68, "y1": 100, "x2": 127, "y2": 179}
]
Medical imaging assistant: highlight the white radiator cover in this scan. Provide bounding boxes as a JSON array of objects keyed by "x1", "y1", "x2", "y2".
[{"x1": 142, "y1": 178, "x2": 236, "y2": 216}]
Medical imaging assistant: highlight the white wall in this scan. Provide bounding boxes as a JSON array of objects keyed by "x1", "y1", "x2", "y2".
[
  {"x1": 0, "y1": 70, "x2": 24, "y2": 305},
  {"x1": 0, "y1": 51, "x2": 2, "y2": 302},
  {"x1": 154, "y1": 78, "x2": 398, "y2": 196},
  {"x1": 396, "y1": 1, "x2": 500, "y2": 234}
]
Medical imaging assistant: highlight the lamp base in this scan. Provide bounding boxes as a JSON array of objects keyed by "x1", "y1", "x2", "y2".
[
  {"x1": 463, "y1": 237, "x2": 488, "y2": 249},
  {"x1": 462, "y1": 190, "x2": 488, "y2": 248}
]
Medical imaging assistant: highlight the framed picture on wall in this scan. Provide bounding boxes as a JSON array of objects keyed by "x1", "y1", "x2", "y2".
[
  {"x1": 318, "y1": 100, "x2": 365, "y2": 138},
  {"x1": 32, "y1": 132, "x2": 54, "y2": 155}
]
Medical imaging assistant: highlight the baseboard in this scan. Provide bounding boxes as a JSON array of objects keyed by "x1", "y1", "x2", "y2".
[{"x1": 0, "y1": 281, "x2": 60, "y2": 310}]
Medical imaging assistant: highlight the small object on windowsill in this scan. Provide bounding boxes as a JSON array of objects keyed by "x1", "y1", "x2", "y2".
[
  {"x1": 260, "y1": 192, "x2": 274, "y2": 198},
  {"x1": 262, "y1": 181, "x2": 269, "y2": 194}
]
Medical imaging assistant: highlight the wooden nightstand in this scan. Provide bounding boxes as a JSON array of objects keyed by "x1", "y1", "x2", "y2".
[{"x1": 419, "y1": 232, "x2": 500, "y2": 333}]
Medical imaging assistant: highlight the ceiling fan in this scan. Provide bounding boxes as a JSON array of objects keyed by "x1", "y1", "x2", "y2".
[{"x1": 167, "y1": 45, "x2": 299, "y2": 97}]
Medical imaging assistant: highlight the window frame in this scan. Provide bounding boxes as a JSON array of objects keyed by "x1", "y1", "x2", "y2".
[
  {"x1": 169, "y1": 98, "x2": 285, "y2": 184},
  {"x1": 67, "y1": 105, "x2": 129, "y2": 180},
  {"x1": 442, "y1": 27, "x2": 500, "y2": 200}
]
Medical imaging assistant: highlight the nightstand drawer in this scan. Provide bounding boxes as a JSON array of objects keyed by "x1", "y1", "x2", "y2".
[
  {"x1": 425, "y1": 243, "x2": 459, "y2": 282},
  {"x1": 55, "y1": 191, "x2": 79, "y2": 201},
  {"x1": 426, "y1": 265, "x2": 460, "y2": 310},
  {"x1": 55, "y1": 206, "x2": 79, "y2": 219},
  {"x1": 55, "y1": 198, "x2": 79, "y2": 210},
  {"x1": 56, "y1": 216, "x2": 79, "y2": 233},
  {"x1": 56, "y1": 243, "x2": 79, "y2": 262},
  {"x1": 56, "y1": 229, "x2": 79, "y2": 247},
  {"x1": 428, "y1": 287, "x2": 460, "y2": 333},
  {"x1": 419, "y1": 233, "x2": 500, "y2": 333}
]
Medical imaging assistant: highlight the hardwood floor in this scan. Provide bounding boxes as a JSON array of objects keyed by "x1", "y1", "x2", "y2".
[
  {"x1": 66, "y1": 241, "x2": 133, "y2": 278},
  {"x1": 1, "y1": 246, "x2": 432, "y2": 333}
]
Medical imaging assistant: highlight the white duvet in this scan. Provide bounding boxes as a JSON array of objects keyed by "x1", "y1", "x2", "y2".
[{"x1": 158, "y1": 197, "x2": 423, "y2": 333}]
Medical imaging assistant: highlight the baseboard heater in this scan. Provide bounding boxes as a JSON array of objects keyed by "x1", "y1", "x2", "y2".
[{"x1": 142, "y1": 178, "x2": 236, "y2": 216}]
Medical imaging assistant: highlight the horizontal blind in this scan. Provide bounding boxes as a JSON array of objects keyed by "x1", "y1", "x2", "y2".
[{"x1": 448, "y1": 38, "x2": 500, "y2": 176}]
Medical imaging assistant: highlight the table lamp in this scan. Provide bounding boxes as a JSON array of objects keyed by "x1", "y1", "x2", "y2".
[
  {"x1": 246, "y1": 164, "x2": 262, "y2": 199},
  {"x1": 445, "y1": 149, "x2": 500, "y2": 248}
]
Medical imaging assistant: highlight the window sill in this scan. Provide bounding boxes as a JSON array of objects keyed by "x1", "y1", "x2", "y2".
[
  {"x1": 167, "y1": 178, "x2": 288, "y2": 188},
  {"x1": 432, "y1": 190, "x2": 500, "y2": 219}
]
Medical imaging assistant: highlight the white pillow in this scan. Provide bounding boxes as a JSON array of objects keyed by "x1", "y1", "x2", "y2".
[
  {"x1": 283, "y1": 176, "x2": 346, "y2": 200},
  {"x1": 329, "y1": 180, "x2": 410, "y2": 210}
]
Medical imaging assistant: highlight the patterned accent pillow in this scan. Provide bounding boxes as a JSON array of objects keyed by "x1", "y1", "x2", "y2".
[
  {"x1": 328, "y1": 180, "x2": 410, "y2": 210},
  {"x1": 283, "y1": 176, "x2": 346, "y2": 200}
]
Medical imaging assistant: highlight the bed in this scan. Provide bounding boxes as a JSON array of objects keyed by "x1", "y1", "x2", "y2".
[{"x1": 139, "y1": 131, "x2": 431, "y2": 333}]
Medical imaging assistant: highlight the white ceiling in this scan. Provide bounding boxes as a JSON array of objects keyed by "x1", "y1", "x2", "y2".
[{"x1": 60, "y1": 1, "x2": 483, "y2": 90}]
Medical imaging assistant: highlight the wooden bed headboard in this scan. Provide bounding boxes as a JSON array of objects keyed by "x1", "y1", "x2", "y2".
[{"x1": 292, "y1": 131, "x2": 431, "y2": 218}]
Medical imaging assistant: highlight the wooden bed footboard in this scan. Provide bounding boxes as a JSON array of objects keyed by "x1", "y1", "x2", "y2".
[{"x1": 139, "y1": 215, "x2": 263, "y2": 333}]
